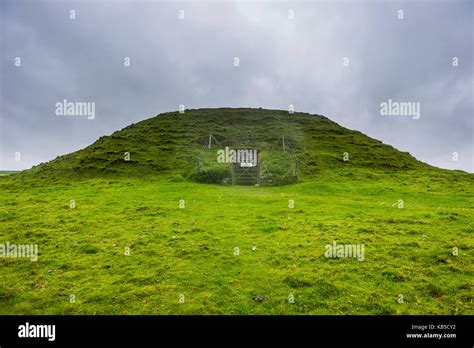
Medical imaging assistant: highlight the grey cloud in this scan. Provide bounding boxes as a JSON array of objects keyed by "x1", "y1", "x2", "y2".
[{"x1": 1, "y1": 0, "x2": 472, "y2": 172}]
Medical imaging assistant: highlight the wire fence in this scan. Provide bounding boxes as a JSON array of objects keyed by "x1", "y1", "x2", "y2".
[{"x1": 190, "y1": 134, "x2": 299, "y2": 186}]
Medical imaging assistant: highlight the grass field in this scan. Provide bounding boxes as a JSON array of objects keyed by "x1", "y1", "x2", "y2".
[
  {"x1": 0, "y1": 108, "x2": 472, "y2": 314},
  {"x1": 0, "y1": 169, "x2": 472, "y2": 314}
]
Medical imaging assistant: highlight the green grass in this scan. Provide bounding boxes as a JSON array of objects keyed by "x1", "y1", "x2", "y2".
[
  {"x1": 20, "y1": 108, "x2": 430, "y2": 181},
  {"x1": 0, "y1": 170, "x2": 472, "y2": 315},
  {"x1": 0, "y1": 108, "x2": 472, "y2": 315},
  {"x1": 0, "y1": 171, "x2": 19, "y2": 176}
]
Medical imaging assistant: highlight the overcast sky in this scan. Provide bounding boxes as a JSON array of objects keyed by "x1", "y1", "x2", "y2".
[{"x1": 1, "y1": 0, "x2": 472, "y2": 172}]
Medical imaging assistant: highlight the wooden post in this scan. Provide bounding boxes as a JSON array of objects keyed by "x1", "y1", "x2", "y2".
[{"x1": 257, "y1": 163, "x2": 260, "y2": 185}]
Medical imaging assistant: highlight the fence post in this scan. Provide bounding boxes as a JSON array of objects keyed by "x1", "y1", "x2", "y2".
[{"x1": 231, "y1": 163, "x2": 236, "y2": 185}]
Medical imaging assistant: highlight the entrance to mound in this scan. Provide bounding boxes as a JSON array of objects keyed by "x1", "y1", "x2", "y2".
[
  {"x1": 231, "y1": 161, "x2": 259, "y2": 186},
  {"x1": 193, "y1": 134, "x2": 299, "y2": 186}
]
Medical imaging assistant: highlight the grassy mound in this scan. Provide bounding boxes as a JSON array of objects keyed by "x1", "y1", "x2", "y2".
[
  {"x1": 16, "y1": 108, "x2": 432, "y2": 183},
  {"x1": 0, "y1": 108, "x2": 472, "y2": 315}
]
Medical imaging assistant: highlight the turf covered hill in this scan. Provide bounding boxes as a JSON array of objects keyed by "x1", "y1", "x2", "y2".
[
  {"x1": 1, "y1": 108, "x2": 472, "y2": 315},
  {"x1": 22, "y1": 108, "x2": 435, "y2": 183}
]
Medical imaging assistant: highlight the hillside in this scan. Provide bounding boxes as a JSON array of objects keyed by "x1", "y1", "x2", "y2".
[
  {"x1": 20, "y1": 108, "x2": 434, "y2": 183},
  {"x1": 1, "y1": 108, "x2": 472, "y2": 315}
]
